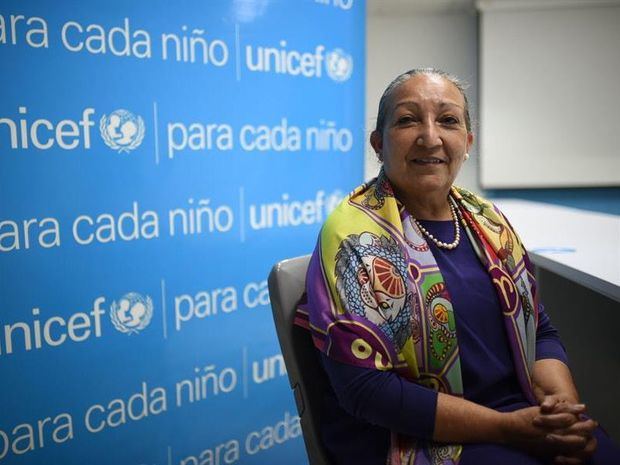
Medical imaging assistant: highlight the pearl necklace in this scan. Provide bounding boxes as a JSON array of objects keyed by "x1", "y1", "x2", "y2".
[{"x1": 411, "y1": 198, "x2": 461, "y2": 250}]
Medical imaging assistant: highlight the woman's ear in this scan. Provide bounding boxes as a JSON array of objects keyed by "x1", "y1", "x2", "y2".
[
  {"x1": 466, "y1": 132, "x2": 474, "y2": 152},
  {"x1": 370, "y1": 130, "x2": 383, "y2": 161}
]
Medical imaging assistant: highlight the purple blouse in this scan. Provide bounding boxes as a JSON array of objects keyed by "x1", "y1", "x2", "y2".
[{"x1": 319, "y1": 219, "x2": 568, "y2": 464}]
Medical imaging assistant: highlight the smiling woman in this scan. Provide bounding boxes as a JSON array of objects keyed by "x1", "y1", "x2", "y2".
[
  {"x1": 298, "y1": 68, "x2": 619, "y2": 465},
  {"x1": 370, "y1": 70, "x2": 472, "y2": 222}
]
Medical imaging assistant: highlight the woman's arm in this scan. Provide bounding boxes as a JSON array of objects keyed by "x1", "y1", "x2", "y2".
[
  {"x1": 532, "y1": 306, "x2": 575, "y2": 405},
  {"x1": 434, "y1": 391, "x2": 581, "y2": 454},
  {"x1": 532, "y1": 358, "x2": 579, "y2": 405},
  {"x1": 321, "y1": 353, "x2": 579, "y2": 453},
  {"x1": 320, "y1": 353, "x2": 438, "y2": 439}
]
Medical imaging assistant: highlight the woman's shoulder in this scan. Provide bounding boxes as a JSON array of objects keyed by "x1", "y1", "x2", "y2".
[
  {"x1": 452, "y1": 184, "x2": 493, "y2": 205},
  {"x1": 452, "y1": 185, "x2": 507, "y2": 219},
  {"x1": 320, "y1": 179, "x2": 379, "y2": 237}
]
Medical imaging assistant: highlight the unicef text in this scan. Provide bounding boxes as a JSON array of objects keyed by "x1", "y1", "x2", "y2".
[
  {"x1": 0, "y1": 13, "x2": 354, "y2": 81},
  {"x1": 0, "y1": 190, "x2": 342, "y2": 252}
]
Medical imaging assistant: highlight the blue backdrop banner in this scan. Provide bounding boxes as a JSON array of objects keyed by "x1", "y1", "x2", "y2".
[{"x1": 0, "y1": 1, "x2": 365, "y2": 464}]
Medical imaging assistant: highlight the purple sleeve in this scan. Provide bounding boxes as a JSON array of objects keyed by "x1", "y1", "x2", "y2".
[
  {"x1": 320, "y1": 353, "x2": 438, "y2": 440},
  {"x1": 535, "y1": 305, "x2": 569, "y2": 365}
]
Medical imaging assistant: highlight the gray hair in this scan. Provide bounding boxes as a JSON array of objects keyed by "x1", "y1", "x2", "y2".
[{"x1": 374, "y1": 68, "x2": 472, "y2": 133}]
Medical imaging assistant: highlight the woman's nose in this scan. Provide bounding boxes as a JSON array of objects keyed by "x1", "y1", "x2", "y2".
[{"x1": 416, "y1": 120, "x2": 442, "y2": 148}]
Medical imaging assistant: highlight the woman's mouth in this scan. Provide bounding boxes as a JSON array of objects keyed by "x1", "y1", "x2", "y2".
[{"x1": 413, "y1": 158, "x2": 445, "y2": 165}]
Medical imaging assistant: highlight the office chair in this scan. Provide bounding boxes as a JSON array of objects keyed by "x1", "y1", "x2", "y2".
[{"x1": 268, "y1": 255, "x2": 332, "y2": 465}]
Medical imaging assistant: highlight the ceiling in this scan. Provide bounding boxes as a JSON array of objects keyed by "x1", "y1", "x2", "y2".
[
  {"x1": 367, "y1": 0, "x2": 620, "y2": 15},
  {"x1": 367, "y1": 0, "x2": 476, "y2": 15}
]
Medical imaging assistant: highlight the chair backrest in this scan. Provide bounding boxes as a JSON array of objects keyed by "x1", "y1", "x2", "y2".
[{"x1": 268, "y1": 255, "x2": 332, "y2": 465}]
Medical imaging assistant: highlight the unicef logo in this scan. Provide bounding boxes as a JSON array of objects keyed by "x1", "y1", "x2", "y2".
[
  {"x1": 100, "y1": 109, "x2": 145, "y2": 153},
  {"x1": 110, "y1": 292, "x2": 153, "y2": 335},
  {"x1": 325, "y1": 48, "x2": 353, "y2": 82}
]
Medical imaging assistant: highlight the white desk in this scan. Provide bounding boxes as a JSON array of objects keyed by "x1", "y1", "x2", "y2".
[{"x1": 493, "y1": 200, "x2": 620, "y2": 303}]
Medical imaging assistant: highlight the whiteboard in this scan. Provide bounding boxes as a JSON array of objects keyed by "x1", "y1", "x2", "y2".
[{"x1": 479, "y1": 1, "x2": 620, "y2": 188}]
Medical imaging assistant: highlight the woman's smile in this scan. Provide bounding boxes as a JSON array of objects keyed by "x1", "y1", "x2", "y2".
[{"x1": 411, "y1": 157, "x2": 447, "y2": 165}]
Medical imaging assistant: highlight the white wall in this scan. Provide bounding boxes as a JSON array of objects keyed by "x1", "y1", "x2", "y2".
[
  {"x1": 366, "y1": 2, "x2": 480, "y2": 192},
  {"x1": 479, "y1": 0, "x2": 620, "y2": 188}
]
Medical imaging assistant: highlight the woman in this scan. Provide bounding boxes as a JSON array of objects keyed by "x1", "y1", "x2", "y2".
[{"x1": 297, "y1": 69, "x2": 618, "y2": 464}]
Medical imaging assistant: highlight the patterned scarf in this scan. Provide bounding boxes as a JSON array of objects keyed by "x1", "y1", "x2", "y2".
[{"x1": 296, "y1": 171, "x2": 540, "y2": 465}]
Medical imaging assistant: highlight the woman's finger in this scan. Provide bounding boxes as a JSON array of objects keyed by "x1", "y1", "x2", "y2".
[
  {"x1": 541, "y1": 399, "x2": 586, "y2": 416},
  {"x1": 581, "y1": 436, "x2": 598, "y2": 456},
  {"x1": 558, "y1": 419, "x2": 598, "y2": 437},
  {"x1": 552, "y1": 436, "x2": 598, "y2": 465},
  {"x1": 540, "y1": 395, "x2": 586, "y2": 416},
  {"x1": 553, "y1": 403, "x2": 587, "y2": 415},
  {"x1": 554, "y1": 455, "x2": 583, "y2": 465},
  {"x1": 546, "y1": 433, "x2": 588, "y2": 451},
  {"x1": 533, "y1": 412, "x2": 578, "y2": 429},
  {"x1": 541, "y1": 395, "x2": 561, "y2": 413}
]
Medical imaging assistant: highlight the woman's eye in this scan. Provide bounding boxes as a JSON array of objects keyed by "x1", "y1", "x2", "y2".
[
  {"x1": 396, "y1": 115, "x2": 416, "y2": 125},
  {"x1": 441, "y1": 116, "x2": 459, "y2": 125}
]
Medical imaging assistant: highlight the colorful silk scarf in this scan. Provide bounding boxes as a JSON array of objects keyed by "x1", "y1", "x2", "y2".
[{"x1": 297, "y1": 170, "x2": 541, "y2": 465}]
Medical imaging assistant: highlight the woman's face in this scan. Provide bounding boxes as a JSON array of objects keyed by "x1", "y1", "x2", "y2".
[{"x1": 371, "y1": 74, "x2": 473, "y2": 201}]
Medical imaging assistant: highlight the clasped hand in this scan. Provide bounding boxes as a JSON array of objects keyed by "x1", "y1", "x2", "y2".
[{"x1": 527, "y1": 395, "x2": 598, "y2": 464}]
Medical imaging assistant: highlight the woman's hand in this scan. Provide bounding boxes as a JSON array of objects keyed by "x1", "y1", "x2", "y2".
[
  {"x1": 433, "y1": 389, "x2": 597, "y2": 463},
  {"x1": 530, "y1": 360, "x2": 598, "y2": 462},
  {"x1": 500, "y1": 406, "x2": 579, "y2": 457},
  {"x1": 535, "y1": 395, "x2": 598, "y2": 464},
  {"x1": 553, "y1": 436, "x2": 597, "y2": 465}
]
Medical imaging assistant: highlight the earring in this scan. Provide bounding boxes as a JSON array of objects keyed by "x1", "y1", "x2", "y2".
[{"x1": 464, "y1": 152, "x2": 470, "y2": 160}]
